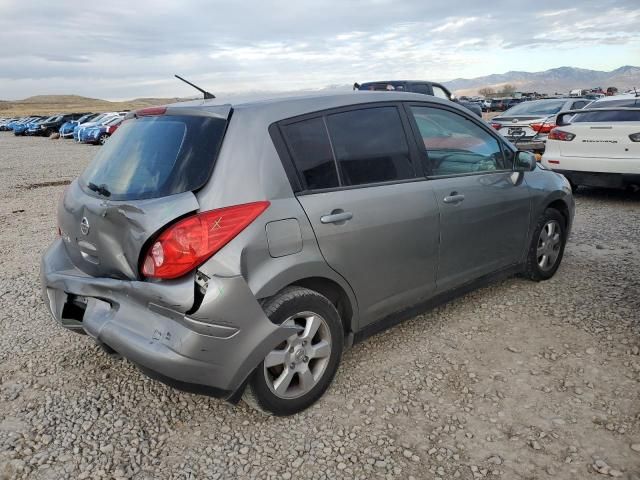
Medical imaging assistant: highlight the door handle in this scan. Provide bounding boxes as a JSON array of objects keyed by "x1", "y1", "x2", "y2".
[
  {"x1": 320, "y1": 211, "x2": 353, "y2": 224},
  {"x1": 443, "y1": 193, "x2": 465, "y2": 204}
]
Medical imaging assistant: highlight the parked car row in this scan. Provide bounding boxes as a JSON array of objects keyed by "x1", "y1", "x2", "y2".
[{"x1": 0, "y1": 111, "x2": 126, "y2": 144}]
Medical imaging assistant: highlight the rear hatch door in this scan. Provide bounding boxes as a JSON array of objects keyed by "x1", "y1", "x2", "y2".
[
  {"x1": 560, "y1": 123, "x2": 640, "y2": 159},
  {"x1": 58, "y1": 107, "x2": 230, "y2": 279}
]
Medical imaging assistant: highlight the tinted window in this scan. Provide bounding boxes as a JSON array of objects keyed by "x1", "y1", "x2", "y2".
[
  {"x1": 410, "y1": 106, "x2": 508, "y2": 176},
  {"x1": 326, "y1": 107, "x2": 415, "y2": 186},
  {"x1": 572, "y1": 110, "x2": 640, "y2": 122},
  {"x1": 410, "y1": 84, "x2": 430, "y2": 95},
  {"x1": 590, "y1": 98, "x2": 640, "y2": 109},
  {"x1": 503, "y1": 99, "x2": 566, "y2": 116},
  {"x1": 80, "y1": 115, "x2": 227, "y2": 200},
  {"x1": 281, "y1": 118, "x2": 339, "y2": 190}
]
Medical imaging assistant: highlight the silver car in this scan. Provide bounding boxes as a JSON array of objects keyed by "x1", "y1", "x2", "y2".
[
  {"x1": 41, "y1": 92, "x2": 574, "y2": 415},
  {"x1": 491, "y1": 98, "x2": 591, "y2": 152}
]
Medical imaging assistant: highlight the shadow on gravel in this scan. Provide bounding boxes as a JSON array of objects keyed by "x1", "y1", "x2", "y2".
[
  {"x1": 575, "y1": 186, "x2": 640, "y2": 203},
  {"x1": 20, "y1": 179, "x2": 71, "y2": 189}
]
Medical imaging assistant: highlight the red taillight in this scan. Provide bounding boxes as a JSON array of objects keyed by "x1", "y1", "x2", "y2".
[
  {"x1": 141, "y1": 201, "x2": 270, "y2": 279},
  {"x1": 136, "y1": 106, "x2": 167, "y2": 116},
  {"x1": 548, "y1": 129, "x2": 575, "y2": 141},
  {"x1": 490, "y1": 122, "x2": 502, "y2": 130},
  {"x1": 531, "y1": 122, "x2": 556, "y2": 134}
]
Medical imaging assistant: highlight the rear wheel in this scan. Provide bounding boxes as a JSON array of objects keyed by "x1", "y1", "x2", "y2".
[
  {"x1": 243, "y1": 287, "x2": 343, "y2": 416},
  {"x1": 523, "y1": 208, "x2": 567, "y2": 281},
  {"x1": 99, "y1": 134, "x2": 109, "y2": 145}
]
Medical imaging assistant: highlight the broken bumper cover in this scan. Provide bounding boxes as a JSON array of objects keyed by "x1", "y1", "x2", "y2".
[{"x1": 40, "y1": 239, "x2": 297, "y2": 400}]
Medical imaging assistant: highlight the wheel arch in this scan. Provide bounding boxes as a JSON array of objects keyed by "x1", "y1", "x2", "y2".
[
  {"x1": 257, "y1": 274, "x2": 357, "y2": 342},
  {"x1": 546, "y1": 198, "x2": 570, "y2": 229}
]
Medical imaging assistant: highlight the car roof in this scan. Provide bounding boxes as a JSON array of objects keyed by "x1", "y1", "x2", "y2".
[{"x1": 167, "y1": 91, "x2": 456, "y2": 120}]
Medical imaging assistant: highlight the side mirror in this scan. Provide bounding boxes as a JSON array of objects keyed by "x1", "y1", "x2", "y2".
[{"x1": 514, "y1": 150, "x2": 537, "y2": 172}]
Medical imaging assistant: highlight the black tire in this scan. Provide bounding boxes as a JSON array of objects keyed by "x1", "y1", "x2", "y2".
[
  {"x1": 243, "y1": 286, "x2": 343, "y2": 416},
  {"x1": 99, "y1": 134, "x2": 109, "y2": 145},
  {"x1": 523, "y1": 208, "x2": 567, "y2": 281}
]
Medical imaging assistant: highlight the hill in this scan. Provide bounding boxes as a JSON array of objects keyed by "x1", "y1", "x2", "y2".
[
  {"x1": 445, "y1": 66, "x2": 640, "y2": 96},
  {"x1": 0, "y1": 95, "x2": 186, "y2": 116}
]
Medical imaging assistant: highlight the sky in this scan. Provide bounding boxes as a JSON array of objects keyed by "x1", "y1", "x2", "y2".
[{"x1": 0, "y1": 0, "x2": 639, "y2": 100}]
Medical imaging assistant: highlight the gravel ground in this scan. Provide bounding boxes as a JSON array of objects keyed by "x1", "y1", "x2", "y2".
[{"x1": 0, "y1": 132, "x2": 639, "y2": 480}]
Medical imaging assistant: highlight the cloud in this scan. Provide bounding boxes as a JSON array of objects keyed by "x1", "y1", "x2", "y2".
[{"x1": 0, "y1": 0, "x2": 638, "y2": 99}]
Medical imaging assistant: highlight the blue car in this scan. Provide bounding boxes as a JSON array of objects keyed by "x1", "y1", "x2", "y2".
[
  {"x1": 73, "y1": 112, "x2": 124, "y2": 141},
  {"x1": 13, "y1": 117, "x2": 44, "y2": 136},
  {"x1": 80, "y1": 117, "x2": 123, "y2": 145},
  {"x1": 60, "y1": 113, "x2": 97, "y2": 138}
]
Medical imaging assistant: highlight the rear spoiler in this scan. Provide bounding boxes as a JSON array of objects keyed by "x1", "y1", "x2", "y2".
[{"x1": 555, "y1": 106, "x2": 640, "y2": 126}]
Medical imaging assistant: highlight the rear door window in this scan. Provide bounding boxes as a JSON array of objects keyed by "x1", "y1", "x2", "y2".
[
  {"x1": 410, "y1": 106, "x2": 508, "y2": 176},
  {"x1": 281, "y1": 118, "x2": 339, "y2": 190},
  {"x1": 325, "y1": 107, "x2": 415, "y2": 186},
  {"x1": 80, "y1": 115, "x2": 227, "y2": 200}
]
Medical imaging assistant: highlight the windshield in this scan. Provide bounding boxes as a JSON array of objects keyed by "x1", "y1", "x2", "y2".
[
  {"x1": 502, "y1": 100, "x2": 566, "y2": 116},
  {"x1": 80, "y1": 115, "x2": 228, "y2": 201},
  {"x1": 77, "y1": 114, "x2": 93, "y2": 123},
  {"x1": 572, "y1": 110, "x2": 640, "y2": 122},
  {"x1": 84, "y1": 114, "x2": 106, "y2": 124},
  {"x1": 104, "y1": 117, "x2": 122, "y2": 126}
]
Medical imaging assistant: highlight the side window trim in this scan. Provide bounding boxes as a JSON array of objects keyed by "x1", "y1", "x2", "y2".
[
  {"x1": 321, "y1": 115, "x2": 343, "y2": 186},
  {"x1": 273, "y1": 101, "x2": 425, "y2": 193},
  {"x1": 403, "y1": 101, "x2": 514, "y2": 178}
]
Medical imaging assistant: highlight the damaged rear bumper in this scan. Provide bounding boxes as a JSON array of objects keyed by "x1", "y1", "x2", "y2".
[{"x1": 40, "y1": 239, "x2": 297, "y2": 400}]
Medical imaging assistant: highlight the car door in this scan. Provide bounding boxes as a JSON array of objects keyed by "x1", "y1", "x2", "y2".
[
  {"x1": 277, "y1": 105, "x2": 440, "y2": 326},
  {"x1": 405, "y1": 103, "x2": 532, "y2": 292}
]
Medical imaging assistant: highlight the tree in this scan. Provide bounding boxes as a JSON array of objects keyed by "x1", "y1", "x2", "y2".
[
  {"x1": 478, "y1": 87, "x2": 496, "y2": 98},
  {"x1": 499, "y1": 84, "x2": 516, "y2": 96}
]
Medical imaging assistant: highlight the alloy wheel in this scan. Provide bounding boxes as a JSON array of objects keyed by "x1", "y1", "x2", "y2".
[
  {"x1": 263, "y1": 312, "x2": 332, "y2": 399},
  {"x1": 537, "y1": 220, "x2": 562, "y2": 271}
]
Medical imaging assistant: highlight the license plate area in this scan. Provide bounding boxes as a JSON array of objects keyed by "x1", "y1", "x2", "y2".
[{"x1": 508, "y1": 127, "x2": 525, "y2": 137}]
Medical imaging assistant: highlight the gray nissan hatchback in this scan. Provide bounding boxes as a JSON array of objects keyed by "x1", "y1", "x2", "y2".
[{"x1": 41, "y1": 92, "x2": 574, "y2": 415}]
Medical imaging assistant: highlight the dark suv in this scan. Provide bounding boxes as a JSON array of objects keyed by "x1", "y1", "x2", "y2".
[{"x1": 355, "y1": 80, "x2": 482, "y2": 117}]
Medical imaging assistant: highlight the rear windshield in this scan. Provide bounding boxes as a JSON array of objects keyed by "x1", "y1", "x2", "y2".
[
  {"x1": 572, "y1": 109, "x2": 640, "y2": 122},
  {"x1": 503, "y1": 100, "x2": 566, "y2": 116},
  {"x1": 589, "y1": 98, "x2": 640, "y2": 109},
  {"x1": 79, "y1": 115, "x2": 227, "y2": 200}
]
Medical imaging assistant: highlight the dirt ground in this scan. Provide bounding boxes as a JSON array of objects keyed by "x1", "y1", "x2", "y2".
[{"x1": 0, "y1": 132, "x2": 638, "y2": 479}]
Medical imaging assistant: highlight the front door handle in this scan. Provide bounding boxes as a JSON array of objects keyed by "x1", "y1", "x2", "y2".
[
  {"x1": 320, "y1": 211, "x2": 353, "y2": 224},
  {"x1": 443, "y1": 193, "x2": 465, "y2": 204}
]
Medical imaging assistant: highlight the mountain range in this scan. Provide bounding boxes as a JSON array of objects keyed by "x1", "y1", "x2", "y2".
[{"x1": 445, "y1": 66, "x2": 640, "y2": 96}]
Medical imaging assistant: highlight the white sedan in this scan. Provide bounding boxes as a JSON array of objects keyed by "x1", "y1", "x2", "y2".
[{"x1": 541, "y1": 106, "x2": 640, "y2": 191}]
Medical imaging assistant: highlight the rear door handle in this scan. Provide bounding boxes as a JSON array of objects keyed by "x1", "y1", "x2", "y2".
[
  {"x1": 320, "y1": 211, "x2": 353, "y2": 224},
  {"x1": 443, "y1": 193, "x2": 465, "y2": 204}
]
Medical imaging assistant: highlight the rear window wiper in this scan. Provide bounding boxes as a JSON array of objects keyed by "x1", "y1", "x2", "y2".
[{"x1": 87, "y1": 182, "x2": 111, "y2": 197}]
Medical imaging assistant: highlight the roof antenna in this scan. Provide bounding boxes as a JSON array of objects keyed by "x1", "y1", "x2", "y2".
[{"x1": 174, "y1": 74, "x2": 215, "y2": 99}]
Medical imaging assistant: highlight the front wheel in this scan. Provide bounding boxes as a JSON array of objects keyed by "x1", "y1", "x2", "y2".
[
  {"x1": 243, "y1": 287, "x2": 343, "y2": 416},
  {"x1": 523, "y1": 208, "x2": 567, "y2": 281}
]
